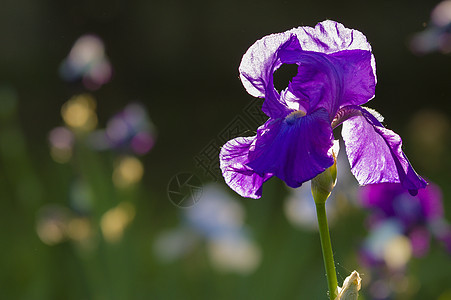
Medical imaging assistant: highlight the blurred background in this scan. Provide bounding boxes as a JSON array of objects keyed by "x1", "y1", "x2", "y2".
[{"x1": 1, "y1": 0, "x2": 451, "y2": 299}]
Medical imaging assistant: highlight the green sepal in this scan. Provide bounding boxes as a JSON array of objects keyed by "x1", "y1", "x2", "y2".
[{"x1": 311, "y1": 156, "x2": 337, "y2": 204}]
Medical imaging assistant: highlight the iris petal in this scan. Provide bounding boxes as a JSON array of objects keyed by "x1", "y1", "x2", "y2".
[
  {"x1": 219, "y1": 135, "x2": 273, "y2": 199},
  {"x1": 329, "y1": 50, "x2": 375, "y2": 107},
  {"x1": 341, "y1": 107, "x2": 427, "y2": 195},
  {"x1": 281, "y1": 50, "x2": 343, "y2": 118},
  {"x1": 247, "y1": 108, "x2": 334, "y2": 188},
  {"x1": 291, "y1": 20, "x2": 376, "y2": 81},
  {"x1": 278, "y1": 49, "x2": 375, "y2": 118},
  {"x1": 239, "y1": 20, "x2": 376, "y2": 119},
  {"x1": 239, "y1": 33, "x2": 294, "y2": 118}
]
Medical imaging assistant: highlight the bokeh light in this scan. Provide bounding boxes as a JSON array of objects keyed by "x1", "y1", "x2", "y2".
[
  {"x1": 154, "y1": 184, "x2": 261, "y2": 274},
  {"x1": 207, "y1": 233, "x2": 261, "y2": 274},
  {"x1": 431, "y1": 0, "x2": 451, "y2": 27},
  {"x1": 112, "y1": 156, "x2": 144, "y2": 188},
  {"x1": 284, "y1": 147, "x2": 358, "y2": 231},
  {"x1": 153, "y1": 229, "x2": 198, "y2": 262},
  {"x1": 36, "y1": 205, "x2": 70, "y2": 246},
  {"x1": 59, "y1": 34, "x2": 112, "y2": 90},
  {"x1": 100, "y1": 202, "x2": 136, "y2": 243},
  {"x1": 61, "y1": 94, "x2": 98, "y2": 132},
  {"x1": 67, "y1": 217, "x2": 93, "y2": 242},
  {"x1": 48, "y1": 126, "x2": 74, "y2": 163},
  {"x1": 284, "y1": 180, "x2": 338, "y2": 230},
  {"x1": 409, "y1": 1, "x2": 451, "y2": 55},
  {"x1": 383, "y1": 235, "x2": 412, "y2": 270},
  {"x1": 408, "y1": 110, "x2": 451, "y2": 172},
  {"x1": 184, "y1": 184, "x2": 245, "y2": 236}
]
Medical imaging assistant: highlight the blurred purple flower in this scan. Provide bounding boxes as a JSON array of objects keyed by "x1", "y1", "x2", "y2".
[
  {"x1": 410, "y1": 1, "x2": 451, "y2": 55},
  {"x1": 358, "y1": 182, "x2": 451, "y2": 299},
  {"x1": 90, "y1": 103, "x2": 156, "y2": 155},
  {"x1": 220, "y1": 20, "x2": 426, "y2": 199},
  {"x1": 360, "y1": 182, "x2": 451, "y2": 261}
]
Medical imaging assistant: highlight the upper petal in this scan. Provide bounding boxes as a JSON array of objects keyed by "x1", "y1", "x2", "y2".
[
  {"x1": 290, "y1": 20, "x2": 376, "y2": 82},
  {"x1": 239, "y1": 31, "x2": 293, "y2": 99},
  {"x1": 329, "y1": 50, "x2": 375, "y2": 108},
  {"x1": 239, "y1": 20, "x2": 376, "y2": 119},
  {"x1": 341, "y1": 106, "x2": 427, "y2": 195},
  {"x1": 239, "y1": 32, "x2": 294, "y2": 118},
  {"x1": 247, "y1": 108, "x2": 334, "y2": 188},
  {"x1": 278, "y1": 49, "x2": 375, "y2": 118},
  {"x1": 280, "y1": 50, "x2": 342, "y2": 117},
  {"x1": 219, "y1": 135, "x2": 273, "y2": 199}
]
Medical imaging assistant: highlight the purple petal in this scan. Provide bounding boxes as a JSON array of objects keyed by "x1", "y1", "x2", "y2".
[
  {"x1": 359, "y1": 183, "x2": 405, "y2": 212},
  {"x1": 341, "y1": 106, "x2": 427, "y2": 194},
  {"x1": 417, "y1": 183, "x2": 444, "y2": 220},
  {"x1": 247, "y1": 108, "x2": 334, "y2": 188},
  {"x1": 409, "y1": 227, "x2": 430, "y2": 257},
  {"x1": 360, "y1": 183, "x2": 425, "y2": 228},
  {"x1": 278, "y1": 49, "x2": 375, "y2": 118},
  {"x1": 280, "y1": 50, "x2": 343, "y2": 117},
  {"x1": 239, "y1": 31, "x2": 292, "y2": 99},
  {"x1": 329, "y1": 50, "x2": 375, "y2": 107},
  {"x1": 291, "y1": 20, "x2": 376, "y2": 81},
  {"x1": 239, "y1": 32, "x2": 294, "y2": 118},
  {"x1": 240, "y1": 20, "x2": 375, "y2": 100},
  {"x1": 219, "y1": 135, "x2": 273, "y2": 199},
  {"x1": 239, "y1": 20, "x2": 376, "y2": 119}
]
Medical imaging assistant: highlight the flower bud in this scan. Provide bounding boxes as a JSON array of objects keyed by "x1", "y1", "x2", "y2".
[
  {"x1": 311, "y1": 141, "x2": 339, "y2": 204},
  {"x1": 336, "y1": 270, "x2": 361, "y2": 300}
]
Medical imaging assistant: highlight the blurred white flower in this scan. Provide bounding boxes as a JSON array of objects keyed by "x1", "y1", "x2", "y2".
[
  {"x1": 284, "y1": 145, "x2": 358, "y2": 230},
  {"x1": 154, "y1": 183, "x2": 261, "y2": 274},
  {"x1": 409, "y1": 1, "x2": 451, "y2": 55},
  {"x1": 153, "y1": 228, "x2": 199, "y2": 263},
  {"x1": 185, "y1": 184, "x2": 245, "y2": 238},
  {"x1": 59, "y1": 34, "x2": 112, "y2": 90},
  {"x1": 207, "y1": 232, "x2": 261, "y2": 274}
]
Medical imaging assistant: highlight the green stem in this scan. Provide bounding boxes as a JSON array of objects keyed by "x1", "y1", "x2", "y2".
[{"x1": 315, "y1": 202, "x2": 338, "y2": 300}]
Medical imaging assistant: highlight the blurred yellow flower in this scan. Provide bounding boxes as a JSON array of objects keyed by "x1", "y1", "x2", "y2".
[
  {"x1": 100, "y1": 202, "x2": 136, "y2": 243},
  {"x1": 61, "y1": 94, "x2": 97, "y2": 131},
  {"x1": 112, "y1": 156, "x2": 144, "y2": 188}
]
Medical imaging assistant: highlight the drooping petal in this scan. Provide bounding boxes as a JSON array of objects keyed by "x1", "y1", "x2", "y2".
[
  {"x1": 247, "y1": 108, "x2": 334, "y2": 188},
  {"x1": 341, "y1": 106, "x2": 427, "y2": 195},
  {"x1": 219, "y1": 135, "x2": 273, "y2": 199}
]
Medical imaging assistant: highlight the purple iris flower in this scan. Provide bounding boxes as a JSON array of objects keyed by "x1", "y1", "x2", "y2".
[
  {"x1": 360, "y1": 182, "x2": 451, "y2": 257},
  {"x1": 219, "y1": 20, "x2": 427, "y2": 199}
]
